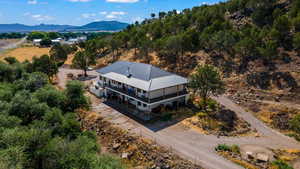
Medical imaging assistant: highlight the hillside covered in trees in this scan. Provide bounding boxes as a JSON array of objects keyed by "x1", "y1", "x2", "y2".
[
  {"x1": 73, "y1": 0, "x2": 300, "y2": 139},
  {"x1": 88, "y1": 0, "x2": 300, "y2": 91}
]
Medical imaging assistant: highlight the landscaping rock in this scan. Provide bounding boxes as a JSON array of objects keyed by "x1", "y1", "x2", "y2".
[{"x1": 240, "y1": 145, "x2": 275, "y2": 162}]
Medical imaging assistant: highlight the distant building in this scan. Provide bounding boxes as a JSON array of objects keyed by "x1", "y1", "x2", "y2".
[
  {"x1": 51, "y1": 39, "x2": 61, "y2": 44},
  {"x1": 33, "y1": 39, "x2": 42, "y2": 46},
  {"x1": 92, "y1": 61, "x2": 189, "y2": 121},
  {"x1": 63, "y1": 36, "x2": 87, "y2": 45}
]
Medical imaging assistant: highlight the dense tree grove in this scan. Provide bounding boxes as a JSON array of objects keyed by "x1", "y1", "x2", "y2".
[
  {"x1": 0, "y1": 60, "x2": 123, "y2": 169},
  {"x1": 82, "y1": 0, "x2": 300, "y2": 73},
  {"x1": 0, "y1": 33, "x2": 26, "y2": 39}
]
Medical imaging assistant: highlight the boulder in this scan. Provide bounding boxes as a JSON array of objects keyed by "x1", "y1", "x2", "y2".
[{"x1": 240, "y1": 145, "x2": 275, "y2": 162}]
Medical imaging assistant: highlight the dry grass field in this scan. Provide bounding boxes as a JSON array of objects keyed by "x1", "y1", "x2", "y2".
[{"x1": 0, "y1": 46, "x2": 50, "y2": 62}]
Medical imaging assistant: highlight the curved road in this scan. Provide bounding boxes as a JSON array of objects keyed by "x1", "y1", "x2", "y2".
[{"x1": 58, "y1": 68, "x2": 300, "y2": 169}]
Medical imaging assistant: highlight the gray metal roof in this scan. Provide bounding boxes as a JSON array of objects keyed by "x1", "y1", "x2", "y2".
[{"x1": 96, "y1": 61, "x2": 188, "y2": 91}]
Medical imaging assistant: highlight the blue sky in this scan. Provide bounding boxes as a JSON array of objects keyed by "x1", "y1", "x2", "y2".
[{"x1": 0, "y1": 0, "x2": 223, "y2": 26}]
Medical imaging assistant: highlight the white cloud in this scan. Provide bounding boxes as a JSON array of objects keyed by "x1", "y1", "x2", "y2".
[
  {"x1": 110, "y1": 11, "x2": 126, "y2": 15},
  {"x1": 81, "y1": 13, "x2": 96, "y2": 18},
  {"x1": 80, "y1": 11, "x2": 127, "y2": 20},
  {"x1": 68, "y1": 0, "x2": 92, "y2": 2},
  {"x1": 104, "y1": 11, "x2": 126, "y2": 19},
  {"x1": 31, "y1": 14, "x2": 54, "y2": 21},
  {"x1": 99, "y1": 11, "x2": 108, "y2": 15},
  {"x1": 28, "y1": 0, "x2": 38, "y2": 5},
  {"x1": 25, "y1": 12, "x2": 54, "y2": 21},
  {"x1": 106, "y1": 0, "x2": 139, "y2": 3},
  {"x1": 106, "y1": 14, "x2": 117, "y2": 19}
]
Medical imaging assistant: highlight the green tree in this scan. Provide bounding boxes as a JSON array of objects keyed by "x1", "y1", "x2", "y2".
[
  {"x1": 33, "y1": 85, "x2": 67, "y2": 110},
  {"x1": 293, "y1": 32, "x2": 300, "y2": 54},
  {"x1": 72, "y1": 51, "x2": 95, "y2": 77},
  {"x1": 27, "y1": 32, "x2": 46, "y2": 41},
  {"x1": 188, "y1": 64, "x2": 225, "y2": 110},
  {"x1": 4, "y1": 57, "x2": 19, "y2": 65},
  {"x1": 15, "y1": 72, "x2": 49, "y2": 92},
  {"x1": 65, "y1": 80, "x2": 89, "y2": 111},
  {"x1": 0, "y1": 146, "x2": 26, "y2": 169},
  {"x1": 48, "y1": 32, "x2": 60, "y2": 40},
  {"x1": 50, "y1": 44, "x2": 68, "y2": 63},
  {"x1": 40, "y1": 38, "x2": 52, "y2": 47},
  {"x1": 32, "y1": 55, "x2": 58, "y2": 81},
  {"x1": 258, "y1": 40, "x2": 278, "y2": 63},
  {"x1": 151, "y1": 13, "x2": 156, "y2": 18}
]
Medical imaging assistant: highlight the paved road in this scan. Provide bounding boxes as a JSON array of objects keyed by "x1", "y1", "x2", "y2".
[
  {"x1": 0, "y1": 37, "x2": 27, "y2": 53},
  {"x1": 58, "y1": 68, "x2": 300, "y2": 169}
]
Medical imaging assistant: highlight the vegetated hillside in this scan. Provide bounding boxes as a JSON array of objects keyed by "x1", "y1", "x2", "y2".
[
  {"x1": 92, "y1": 0, "x2": 300, "y2": 103},
  {"x1": 0, "y1": 21, "x2": 129, "y2": 33}
]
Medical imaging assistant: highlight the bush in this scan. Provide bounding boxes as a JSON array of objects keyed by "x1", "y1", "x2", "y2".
[
  {"x1": 289, "y1": 114, "x2": 300, "y2": 134},
  {"x1": 196, "y1": 112, "x2": 208, "y2": 119},
  {"x1": 215, "y1": 144, "x2": 240, "y2": 153},
  {"x1": 231, "y1": 145, "x2": 240, "y2": 154},
  {"x1": 4, "y1": 57, "x2": 19, "y2": 65},
  {"x1": 271, "y1": 160, "x2": 293, "y2": 169},
  {"x1": 215, "y1": 144, "x2": 232, "y2": 152}
]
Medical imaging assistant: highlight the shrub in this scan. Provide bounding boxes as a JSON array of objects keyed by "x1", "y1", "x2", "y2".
[
  {"x1": 231, "y1": 145, "x2": 240, "y2": 154},
  {"x1": 271, "y1": 160, "x2": 293, "y2": 169},
  {"x1": 289, "y1": 114, "x2": 300, "y2": 134},
  {"x1": 215, "y1": 144, "x2": 232, "y2": 152},
  {"x1": 215, "y1": 144, "x2": 240, "y2": 154}
]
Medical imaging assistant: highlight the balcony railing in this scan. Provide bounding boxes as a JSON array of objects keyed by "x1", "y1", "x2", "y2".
[{"x1": 103, "y1": 84, "x2": 188, "y2": 104}]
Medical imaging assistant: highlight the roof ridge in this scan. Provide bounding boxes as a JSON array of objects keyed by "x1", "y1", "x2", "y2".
[{"x1": 148, "y1": 65, "x2": 153, "y2": 81}]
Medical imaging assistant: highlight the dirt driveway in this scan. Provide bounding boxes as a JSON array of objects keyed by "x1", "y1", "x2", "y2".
[{"x1": 58, "y1": 67, "x2": 300, "y2": 169}]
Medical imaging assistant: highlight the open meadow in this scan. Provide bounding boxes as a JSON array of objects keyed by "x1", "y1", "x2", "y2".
[{"x1": 0, "y1": 46, "x2": 50, "y2": 62}]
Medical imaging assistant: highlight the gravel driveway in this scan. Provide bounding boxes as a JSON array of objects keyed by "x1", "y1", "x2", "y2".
[{"x1": 58, "y1": 68, "x2": 300, "y2": 169}]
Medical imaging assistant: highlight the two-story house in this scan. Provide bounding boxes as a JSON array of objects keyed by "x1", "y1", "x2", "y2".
[{"x1": 95, "y1": 61, "x2": 189, "y2": 120}]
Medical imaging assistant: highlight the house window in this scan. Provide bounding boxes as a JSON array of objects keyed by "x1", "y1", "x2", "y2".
[
  {"x1": 137, "y1": 88, "x2": 141, "y2": 93},
  {"x1": 143, "y1": 104, "x2": 147, "y2": 108},
  {"x1": 138, "y1": 102, "x2": 141, "y2": 106}
]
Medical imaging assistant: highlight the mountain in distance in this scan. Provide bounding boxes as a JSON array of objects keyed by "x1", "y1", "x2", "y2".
[
  {"x1": 0, "y1": 21, "x2": 129, "y2": 33},
  {"x1": 68, "y1": 21, "x2": 130, "y2": 31}
]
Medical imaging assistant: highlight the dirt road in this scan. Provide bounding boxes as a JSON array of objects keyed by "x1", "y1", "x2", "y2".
[{"x1": 58, "y1": 68, "x2": 300, "y2": 169}]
